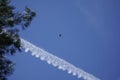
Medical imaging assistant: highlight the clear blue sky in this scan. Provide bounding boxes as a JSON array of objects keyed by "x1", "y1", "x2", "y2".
[{"x1": 9, "y1": 0, "x2": 120, "y2": 80}]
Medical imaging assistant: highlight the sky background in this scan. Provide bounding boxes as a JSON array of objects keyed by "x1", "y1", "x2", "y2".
[{"x1": 8, "y1": 0, "x2": 120, "y2": 80}]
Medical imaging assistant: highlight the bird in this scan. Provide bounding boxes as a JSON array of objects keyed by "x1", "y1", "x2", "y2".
[{"x1": 59, "y1": 34, "x2": 62, "y2": 37}]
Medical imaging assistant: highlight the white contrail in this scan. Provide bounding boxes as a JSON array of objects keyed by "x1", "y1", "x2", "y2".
[{"x1": 20, "y1": 38, "x2": 100, "y2": 80}]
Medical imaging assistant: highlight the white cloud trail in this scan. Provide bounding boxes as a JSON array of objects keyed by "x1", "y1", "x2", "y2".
[{"x1": 20, "y1": 38, "x2": 100, "y2": 80}]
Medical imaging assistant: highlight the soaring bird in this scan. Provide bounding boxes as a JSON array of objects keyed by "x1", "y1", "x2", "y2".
[{"x1": 59, "y1": 34, "x2": 62, "y2": 37}]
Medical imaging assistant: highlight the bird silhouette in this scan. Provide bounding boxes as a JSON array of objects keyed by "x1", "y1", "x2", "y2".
[{"x1": 59, "y1": 34, "x2": 62, "y2": 37}]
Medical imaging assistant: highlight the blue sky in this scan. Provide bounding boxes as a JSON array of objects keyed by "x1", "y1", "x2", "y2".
[{"x1": 9, "y1": 0, "x2": 120, "y2": 80}]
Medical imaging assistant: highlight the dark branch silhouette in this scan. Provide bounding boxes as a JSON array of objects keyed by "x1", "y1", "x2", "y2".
[{"x1": 0, "y1": 0, "x2": 36, "y2": 80}]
